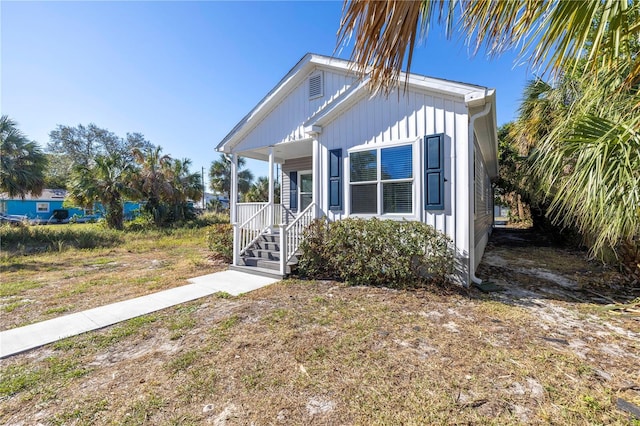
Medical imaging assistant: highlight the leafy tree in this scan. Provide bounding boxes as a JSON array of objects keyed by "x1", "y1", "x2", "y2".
[
  {"x1": 209, "y1": 154, "x2": 253, "y2": 199},
  {"x1": 43, "y1": 153, "x2": 73, "y2": 189},
  {"x1": 0, "y1": 115, "x2": 47, "y2": 198},
  {"x1": 48, "y1": 123, "x2": 153, "y2": 171},
  {"x1": 67, "y1": 153, "x2": 135, "y2": 230},
  {"x1": 243, "y1": 176, "x2": 280, "y2": 203}
]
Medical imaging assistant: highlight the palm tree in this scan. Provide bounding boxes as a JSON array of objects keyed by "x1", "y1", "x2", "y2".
[
  {"x1": 67, "y1": 153, "x2": 134, "y2": 230},
  {"x1": 0, "y1": 115, "x2": 47, "y2": 198},
  {"x1": 337, "y1": 0, "x2": 640, "y2": 93},
  {"x1": 243, "y1": 176, "x2": 280, "y2": 203},
  {"x1": 209, "y1": 154, "x2": 254, "y2": 199},
  {"x1": 167, "y1": 158, "x2": 203, "y2": 221},
  {"x1": 131, "y1": 146, "x2": 174, "y2": 225}
]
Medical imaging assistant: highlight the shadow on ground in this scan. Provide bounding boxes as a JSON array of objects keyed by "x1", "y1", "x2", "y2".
[{"x1": 476, "y1": 227, "x2": 640, "y2": 307}]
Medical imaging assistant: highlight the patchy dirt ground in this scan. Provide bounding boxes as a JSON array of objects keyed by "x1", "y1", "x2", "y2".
[
  {"x1": 1, "y1": 228, "x2": 639, "y2": 425},
  {"x1": 0, "y1": 230, "x2": 225, "y2": 330}
]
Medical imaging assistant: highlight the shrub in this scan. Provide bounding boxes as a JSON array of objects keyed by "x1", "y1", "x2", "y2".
[
  {"x1": 298, "y1": 218, "x2": 454, "y2": 288},
  {"x1": 207, "y1": 223, "x2": 233, "y2": 263},
  {"x1": 124, "y1": 212, "x2": 156, "y2": 232}
]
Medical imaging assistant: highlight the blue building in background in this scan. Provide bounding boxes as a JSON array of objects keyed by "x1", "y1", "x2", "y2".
[{"x1": 0, "y1": 189, "x2": 140, "y2": 223}]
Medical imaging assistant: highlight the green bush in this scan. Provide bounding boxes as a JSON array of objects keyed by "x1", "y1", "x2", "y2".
[
  {"x1": 124, "y1": 212, "x2": 156, "y2": 232},
  {"x1": 298, "y1": 218, "x2": 454, "y2": 287},
  {"x1": 207, "y1": 223, "x2": 233, "y2": 263}
]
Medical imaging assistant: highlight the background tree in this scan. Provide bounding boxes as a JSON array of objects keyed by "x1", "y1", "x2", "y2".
[
  {"x1": 67, "y1": 153, "x2": 134, "y2": 230},
  {"x1": 209, "y1": 154, "x2": 253, "y2": 199},
  {"x1": 0, "y1": 115, "x2": 47, "y2": 198},
  {"x1": 48, "y1": 124, "x2": 154, "y2": 174},
  {"x1": 243, "y1": 176, "x2": 280, "y2": 203},
  {"x1": 43, "y1": 153, "x2": 73, "y2": 189},
  {"x1": 130, "y1": 147, "x2": 174, "y2": 225},
  {"x1": 167, "y1": 158, "x2": 204, "y2": 221}
]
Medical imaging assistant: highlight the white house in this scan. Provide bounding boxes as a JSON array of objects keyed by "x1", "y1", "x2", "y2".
[{"x1": 216, "y1": 53, "x2": 498, "y2": 286}]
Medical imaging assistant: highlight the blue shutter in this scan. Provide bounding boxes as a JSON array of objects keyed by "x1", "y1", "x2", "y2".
[
  {"x1": 289, "y1": 171, "x2": 298, "y2": 211},
  {"x1": 328, "y1": 149, "x2": 342, "y2": 210},
  {"x1": 424, "y1": 134, "x2": 445, "y2": 210}
]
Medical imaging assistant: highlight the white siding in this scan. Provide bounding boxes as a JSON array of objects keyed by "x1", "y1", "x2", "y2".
[
  {"x1": 474, "y1": 140, "x2": 493, "y2": 268},
  {"x1": 281, "y1": 157, "x2": 313, "y2": 210},
  {"x1": 234, "y1": 70, "x2": 356, "y2": 152}
]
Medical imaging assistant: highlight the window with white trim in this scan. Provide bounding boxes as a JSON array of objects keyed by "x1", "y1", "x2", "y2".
[
  {"x1": 36, "y1": 202, "x2": 50, "y2": 213},
  {"x1": 350, "y1": 144, "x2": 413, "y2": 214}
]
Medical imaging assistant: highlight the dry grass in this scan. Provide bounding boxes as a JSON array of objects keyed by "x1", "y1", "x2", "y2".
[
  {"x1": 0, "y1": 226, "x2": 224, "y2": 330},
  {"x1": 1, "y1": 228, "x2": 639, "y2": 424}
]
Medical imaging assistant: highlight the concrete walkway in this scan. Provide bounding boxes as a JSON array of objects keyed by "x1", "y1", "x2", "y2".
[{"x1": 0, "y1": 270, "x2": 279, "y2": 359}]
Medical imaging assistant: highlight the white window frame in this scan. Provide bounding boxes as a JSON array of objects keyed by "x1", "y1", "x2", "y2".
[
  {"x1": 36, "y1": 202, "x2": 50, "y2": 213},
  {"x1": 298, "y1": 170, "x2": 313, "y2": 212},
  {"x1": 347, "y1": 140, "x2": 417, "y2": 219}
]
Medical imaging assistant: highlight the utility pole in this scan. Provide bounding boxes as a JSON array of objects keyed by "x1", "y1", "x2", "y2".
[{"x1": 201, "y1": 166, "x2": 205, "y2": 210}]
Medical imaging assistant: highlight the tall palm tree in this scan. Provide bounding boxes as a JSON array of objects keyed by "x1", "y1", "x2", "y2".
[
  {"x1": 0, "y1": 115, "x2": 47, "y2": 198},
  {"x1": 337, "y1": 0, "x2": 640, "y2": 93},
  {"x1": 131, "y1": 146, "x2": 174, "y2": 224},
  {"x1": 167, "y1": 158, "x2": 204, "y2": 221},
  {"x1": 243, "y1": 176, "x2": 280, "y2": 203},
  {"x1": 67, "y1": 153, "x2": 134, "y2": 230},
  {"x1": 209, "y1": 154, "x2": 254, "y2": 199}
]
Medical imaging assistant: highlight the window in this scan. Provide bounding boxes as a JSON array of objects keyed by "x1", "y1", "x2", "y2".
[
  {"x1": 36, "y1": 202, "x2": 50, "y2": 213},
  {"x1": 299, "y1": 172, "x2": 312, "y2": 211},
  {"x1": 350, "y1": 145, "x2": 413, "y2": 215}
]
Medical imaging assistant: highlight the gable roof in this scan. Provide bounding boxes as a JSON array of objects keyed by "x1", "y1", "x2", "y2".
[{"x1": 216, "y1": 53, "x2": 492, "y2": 153}]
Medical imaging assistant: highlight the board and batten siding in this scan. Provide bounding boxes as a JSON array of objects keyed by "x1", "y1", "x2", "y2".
[
  {"x1": 234, "y1": 71, "x2": 356, "y2": 153},
  {"x1": 281, "y1": 157, "x2": 313, "y2": 210},
  {"x1": 474, "y1": 140, "x2": 493, "y2": 268},
  {"x1": 316, "y1": 88, "x2": 472, "y2": 266}
]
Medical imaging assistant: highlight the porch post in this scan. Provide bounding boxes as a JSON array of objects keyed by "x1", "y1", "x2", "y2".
[
  {"x1": 268, "y1": 146, "x2": 274, "y2": 229},
  {"x1": 230, "y1": 153, "x2": 238, "y2": 266},
  {"x1": 312, "y1": 138, "x2": 320, "y2": 218}
]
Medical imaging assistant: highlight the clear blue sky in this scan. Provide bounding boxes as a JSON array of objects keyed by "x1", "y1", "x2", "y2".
[{"x1": 2, "y1": 1, "x2": 531, "y2": 186}]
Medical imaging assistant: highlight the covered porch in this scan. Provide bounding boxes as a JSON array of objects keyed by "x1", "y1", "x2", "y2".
[{"x1": 227, "y1": 138, "x2": 320, "y2": 277}]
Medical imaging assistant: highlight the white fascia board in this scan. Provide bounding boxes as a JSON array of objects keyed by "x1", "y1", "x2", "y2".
[{"x1": 467, "y1": 89, "x2": 499, "y2": 178}]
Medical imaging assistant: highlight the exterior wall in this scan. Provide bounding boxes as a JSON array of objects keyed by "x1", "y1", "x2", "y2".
[
  {"x1": 315, "y1": 89, "x2": 471, "y2": 269},
  {"x1": 281, "y1": 156, "x2": 313, "y2": 211},
  {"x1": 234, "y1": 70, "x2": 356, "y2": 152},
  {"x1": 3, "y1": 200, "x2": 84, "y2": 220},
  {"x1": 473, "y1": 140, "x2": 494, "y2": 268}
]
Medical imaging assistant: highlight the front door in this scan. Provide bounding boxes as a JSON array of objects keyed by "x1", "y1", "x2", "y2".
[{"x1": 299, "y1": 171, "x2": 312, "y2": 212}]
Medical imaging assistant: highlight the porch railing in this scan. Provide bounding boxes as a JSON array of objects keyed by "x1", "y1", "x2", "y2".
[
  {"x1": 280, "y1": 202, "x2": 316, "y2": 275},
  {"x1": 234, "y1": 203, "x2": 271, "y2": 263},
  {"x1": 237, "y1": 203, "x2": 268, "y2": 226}
]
